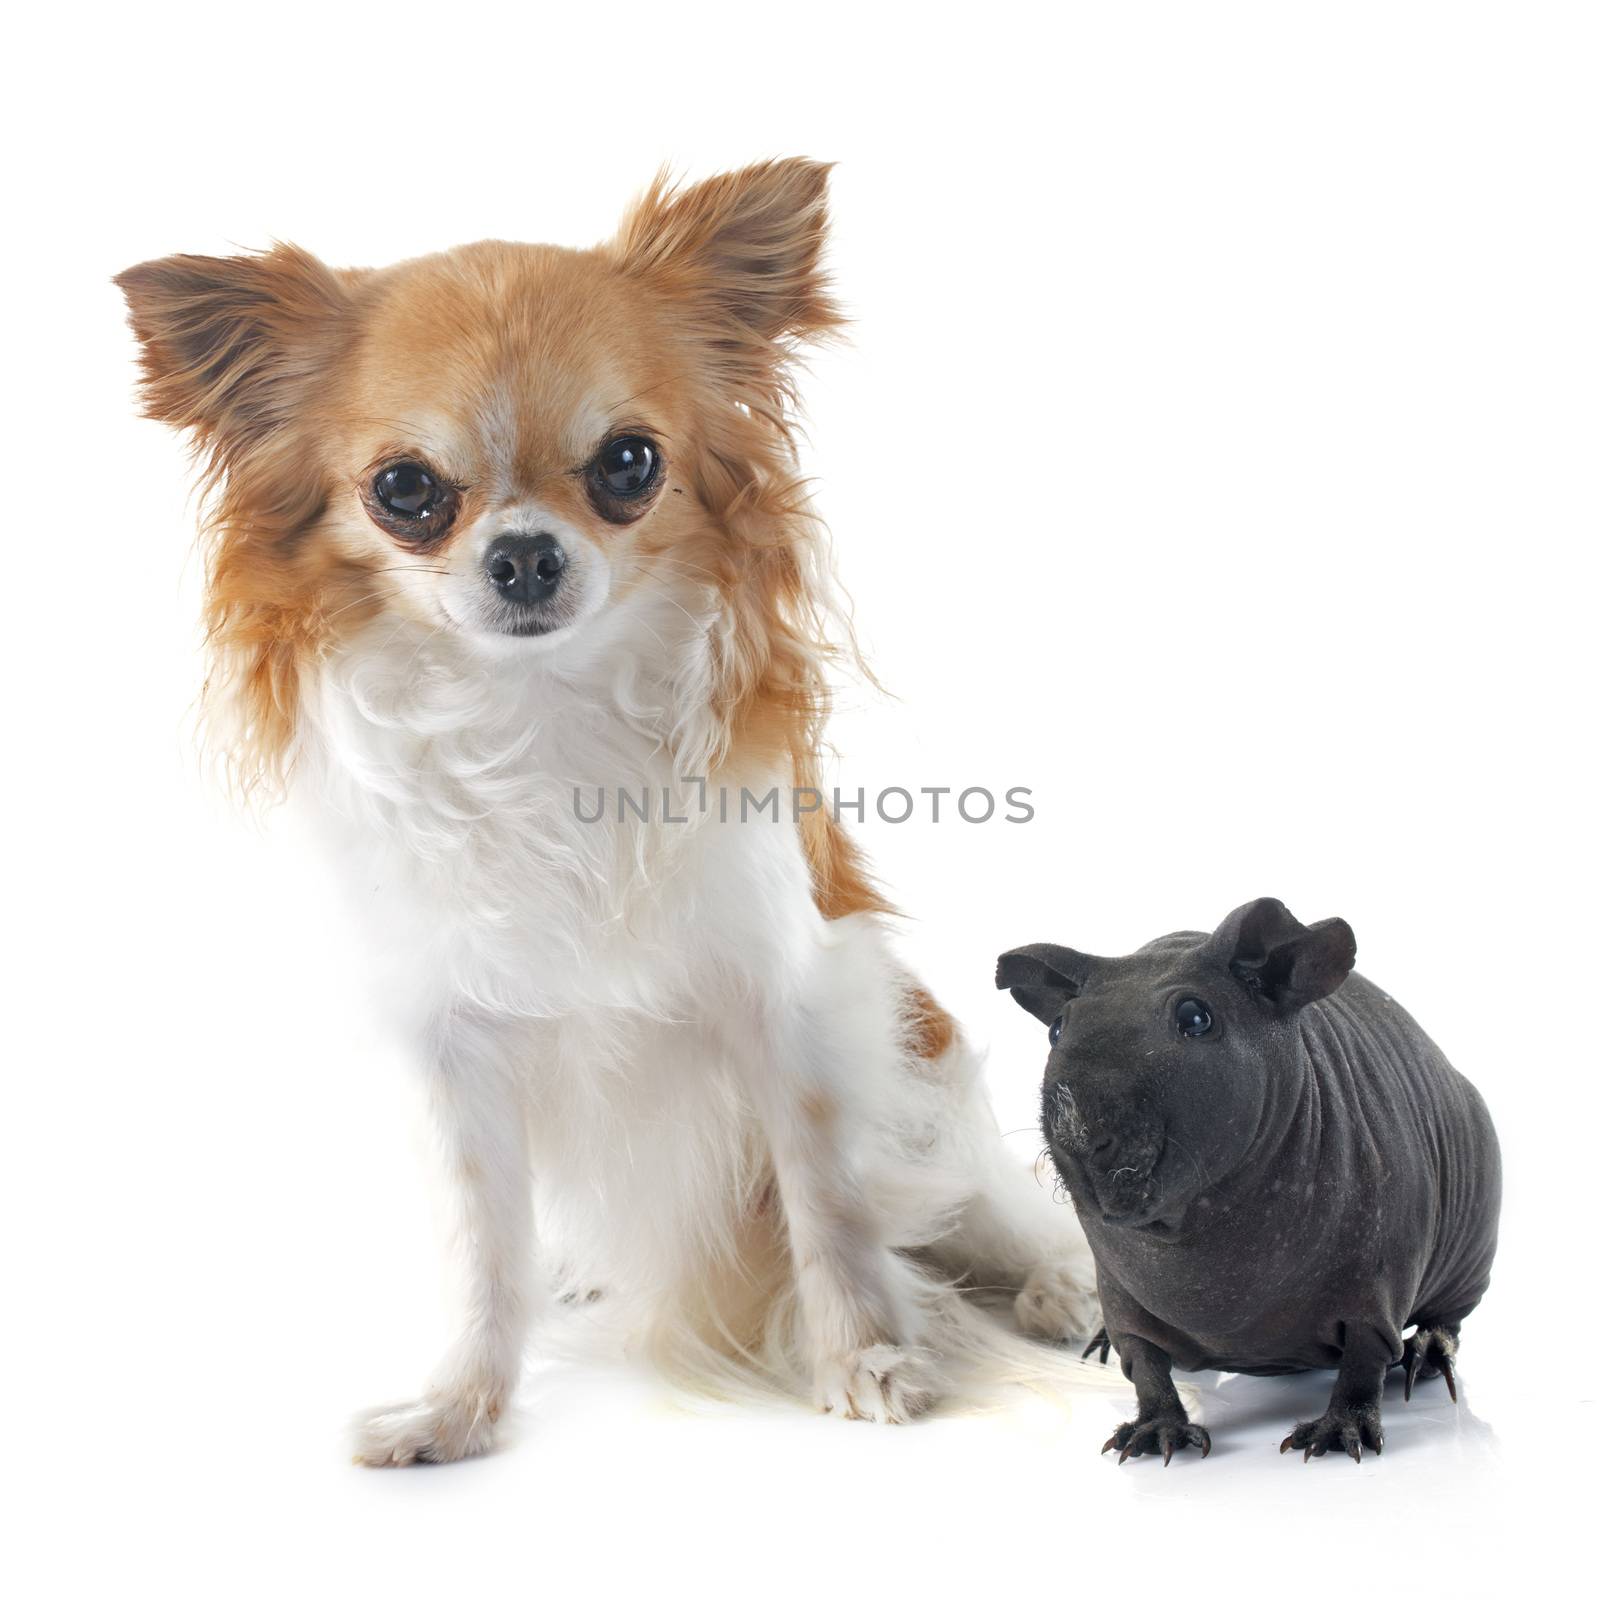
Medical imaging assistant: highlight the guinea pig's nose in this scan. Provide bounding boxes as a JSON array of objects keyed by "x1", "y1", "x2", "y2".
[
  {"x1": 485, "y1": 532, "x2": 566, "y2": 605},
  {"x1": 1087, "y1": 1133, "x2": 1118, "y2": 1166}
]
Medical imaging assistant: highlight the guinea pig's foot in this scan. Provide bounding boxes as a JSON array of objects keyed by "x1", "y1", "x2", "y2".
[
  {"x1": 1279, "y1": 1402, "x2": 1383, "y2": 1462},
  {"x1": 1103, "y1": 1413, "x2": 1211, "y2": 1465},
  {"x1": 1082, "y1": 1326, "x2": 1112, "y2": 1364},
  {"x1": 1401, "y1": 1326, "x2": 1459, "y2": 1403}
]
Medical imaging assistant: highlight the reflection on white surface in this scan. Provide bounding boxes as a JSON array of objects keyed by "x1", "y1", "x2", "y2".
[{"x1": 1186, "y1": 1365, "x2": 1497, "y2": 1463}]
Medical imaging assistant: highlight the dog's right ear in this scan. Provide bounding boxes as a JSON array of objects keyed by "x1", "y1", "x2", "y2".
[
  {"x1": 114, "y1": 245, "x2": 354, "y2": 474},
  {"x1": 996, "y1": 944, "x2": 1096, "y2": 1026}
]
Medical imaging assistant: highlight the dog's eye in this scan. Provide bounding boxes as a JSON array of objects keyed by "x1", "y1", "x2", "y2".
[
  {"x1": 595, "y1": 436, "x2": 660, "y2": 498},
  {"x1": 1175, "y1": 998, "x2": 1213, "y2": 1038},
  {"x1": 1049, "y1": 1014, "x2": 1064, "y2": 1046},
  {"x1": 367, "y1": 461, "x2": 459, "y2": 541},
  {"x1": 374, "y1": 461, "x2": 441, "y2": 518}
]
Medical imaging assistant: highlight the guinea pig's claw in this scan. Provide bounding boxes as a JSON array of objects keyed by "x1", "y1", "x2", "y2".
[
  {"x1": 1401, "y1": 1325, "x2": 1461, "y2": 1403},
  {"x1": 1281, "y1": 1404, "x2": 1383, "y2": 1463},
  {"x1": 1105, "y1": 1417, "x2": 1211, "y2": 1464},
  {"x1": 1082, "y1": 1328, "x2": 1112, "y2": 1364}
]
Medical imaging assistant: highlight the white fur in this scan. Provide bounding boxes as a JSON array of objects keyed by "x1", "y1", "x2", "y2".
[{"x1": 300, "y1": 568, "x2": 1100, "y2": 1466}]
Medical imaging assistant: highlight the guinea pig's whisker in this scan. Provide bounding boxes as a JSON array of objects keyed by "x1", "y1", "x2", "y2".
[{"x1": 1164, "y1": 1131, "x2": 1217, "y2": 1192}]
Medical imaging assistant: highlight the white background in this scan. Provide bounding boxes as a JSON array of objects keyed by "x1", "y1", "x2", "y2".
[{"x1": 4, "y1": 3, "x2": 1595, "y2": 1594}]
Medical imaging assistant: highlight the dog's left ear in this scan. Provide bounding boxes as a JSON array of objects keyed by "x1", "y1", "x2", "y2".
[{"x1": 611, "y1": 159, "x2": 843, "y2": 361}]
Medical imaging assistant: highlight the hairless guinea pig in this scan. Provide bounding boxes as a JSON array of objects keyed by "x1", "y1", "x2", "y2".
[{"x1": 997, "y1": 898, "x2": 1501, "y2": 1464}]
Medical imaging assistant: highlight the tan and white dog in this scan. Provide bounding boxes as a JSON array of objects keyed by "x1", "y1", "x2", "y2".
[{"x1": 117, "y1": 160, "x2": 1097, "y2": 1466}]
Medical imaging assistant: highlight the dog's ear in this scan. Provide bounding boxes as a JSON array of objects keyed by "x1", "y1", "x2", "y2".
[
  {"x1": 1212, "y1": 898, "x2": 1357, "y2": 1012},
  {"x1": 611, "y1": 159, "x2": 843, "y2": 361},
  {"x1": 996, "y1": 944, "x2": 1096, "y2": 1026},
  {"x1": 114, "y1": 245, "x2": 354, "y2": 476}
]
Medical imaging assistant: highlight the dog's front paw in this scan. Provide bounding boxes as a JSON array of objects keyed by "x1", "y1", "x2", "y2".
[
  {"x1": 815, "y1": 1343, "x2": 936, "y2": 1423},
  {"x1": 1015, "y1": 1259, "x2": 1100, "y2": 1343},
  {"x1": 352, "y1": 1387, "x2": 505, "y2": 1467}
]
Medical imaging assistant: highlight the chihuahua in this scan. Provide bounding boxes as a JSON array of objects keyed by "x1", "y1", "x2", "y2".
[{"x1": 117, "y1": 160, "x2": 1096, "y2": 1465}]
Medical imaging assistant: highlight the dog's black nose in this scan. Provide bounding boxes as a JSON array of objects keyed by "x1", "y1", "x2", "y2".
[{"x1": 485, "y1": 532, "x2": 566, "y2": 605}]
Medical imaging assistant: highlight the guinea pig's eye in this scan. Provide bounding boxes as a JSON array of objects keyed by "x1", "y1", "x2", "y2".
[
  {"x1": 1048, "y1": 1014, "x2": 1064, "y2": 1046},
  {"x1": 1175, "y1": 998, "x2": 1214, "y2": 1038},
  {"x1": 368, "y1": 461, "x2": 458, "y2": 538},
  {"x1": 592, "y1": 435, "x2": 661, "y2": 504}
]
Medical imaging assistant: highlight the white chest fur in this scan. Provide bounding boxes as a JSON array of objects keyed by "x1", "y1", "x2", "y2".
[{"x1": 298, "y1": 608, "x2": 814, "y2": 1030}]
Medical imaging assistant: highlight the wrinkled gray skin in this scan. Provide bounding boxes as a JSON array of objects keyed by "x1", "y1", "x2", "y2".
[{"x1": 997, "y1": 898, "x2": 1500, "y2": 1464}]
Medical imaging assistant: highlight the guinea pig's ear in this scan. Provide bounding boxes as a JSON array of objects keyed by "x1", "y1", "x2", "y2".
[
  {"x1": 1216, "y1": 898, "x2": 1357, "y2": 1012},
  {"x1": 995, "y1": 944, "x2": 1095, "y2": 1026}
]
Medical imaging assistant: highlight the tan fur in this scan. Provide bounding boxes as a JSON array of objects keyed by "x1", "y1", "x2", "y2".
[
  {"x1": 901, "y1": 985, "x2": 959, "y2": 1064},
  {"x1": 116, "y1": 161, "x2": 927, "y2": 956},
  {"x1": 114, "y1": 248, "x2": 378, "y2": 791}
]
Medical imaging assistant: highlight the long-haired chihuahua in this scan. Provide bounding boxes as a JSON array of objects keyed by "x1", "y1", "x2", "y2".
[{"x1": 117, "y1": 160, "x2": 1097, "y2": 1465}]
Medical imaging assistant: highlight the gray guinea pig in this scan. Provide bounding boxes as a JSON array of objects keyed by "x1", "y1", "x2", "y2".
[{"x1": 996, "y1": 897, "x2": 1501, "y2": 1464}]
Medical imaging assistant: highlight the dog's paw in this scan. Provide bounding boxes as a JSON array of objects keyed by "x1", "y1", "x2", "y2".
[
  {"x1": 351, "y1": 1387, "x2": 504, "y2": 1467},
  {"x1": 815, "y1": 1343, "x2": 936, "y2": 1423},
  {"x1": 1015, "y1": 1259, "x2": 1100, "y2": 1343}
]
